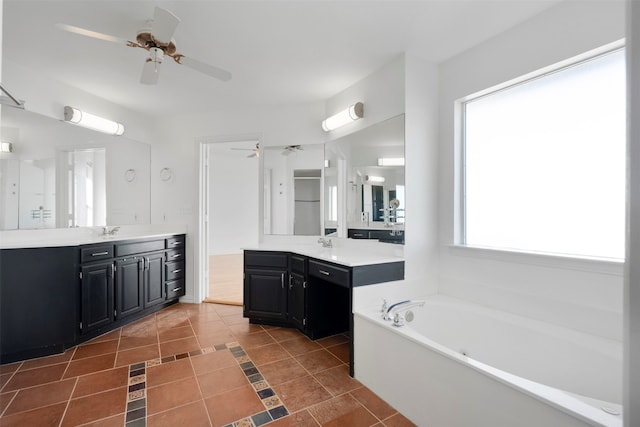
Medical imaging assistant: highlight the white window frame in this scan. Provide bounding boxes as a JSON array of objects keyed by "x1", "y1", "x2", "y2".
[{"x1": 453, "y1": 39, "x2": 626, "y2": 272}]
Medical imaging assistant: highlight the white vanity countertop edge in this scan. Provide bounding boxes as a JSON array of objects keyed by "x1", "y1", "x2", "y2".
[
  {"x1": 0, "y1": 226, "x2": 187, "y2": 250},
  {"x1": 243, "y1": 243, "x2": 404, "y2": 267}
]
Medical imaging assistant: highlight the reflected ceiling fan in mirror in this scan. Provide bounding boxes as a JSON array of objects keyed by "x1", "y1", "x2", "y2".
[
  {"x1": 56, "y1": 6, "x2": 232, "y2": 85},
  {"x1": 265, "y1": 145, "x2": 304, "y2": 156},
  {"x1": 231, "y1": 143, "x2": 260, "y2": 158}
]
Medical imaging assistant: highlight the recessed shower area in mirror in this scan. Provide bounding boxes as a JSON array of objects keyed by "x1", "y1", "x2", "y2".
[
  {"x1": 263, "y1": 144, "x2": 325, "y2": 235},
  {"x1": 0, "y1": 106, "x2": 151, "y2": 230},
  {"x1": 325, "y1": 114, "x2": 405, "y2": 244}
]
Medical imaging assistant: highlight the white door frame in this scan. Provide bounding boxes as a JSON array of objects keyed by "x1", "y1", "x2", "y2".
[{"x1": 195, "y1": 134, "x2": 262, "y2": 304}]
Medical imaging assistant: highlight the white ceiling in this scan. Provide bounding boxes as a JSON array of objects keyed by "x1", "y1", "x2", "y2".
[{"x1": 3, "y1": 0, "x2": 562, "y2": 117}]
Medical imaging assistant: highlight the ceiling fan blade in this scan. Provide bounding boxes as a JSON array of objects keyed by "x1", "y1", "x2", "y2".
[
  {"x1": 152, "y1": 7, "x2": 180, "y2": 44},
  {"x1": 178, "y1": 56, "x2": 232, "y2": 82},
  {"x1": 56, "y1": 23, "x2": 128, "y2": 45},
  {"x1": 140, "y1": 60, "x2": 160, "y2": 85}
]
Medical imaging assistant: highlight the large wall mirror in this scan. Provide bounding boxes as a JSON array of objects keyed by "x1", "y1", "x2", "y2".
[
  {"x1": 325, "y1": 114, "x2": 405, "y2": 244},
  {"x1": 0, "y1": 107, "x2": 151, "y2": 230},
  {"x1": 263, "y1": 144, "x2": 325, "y2": 235}
]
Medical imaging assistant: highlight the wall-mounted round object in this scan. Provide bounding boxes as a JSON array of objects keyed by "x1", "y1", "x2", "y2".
[
  {"x1": 160, "y1": 167, "x2": 173, "y2": 182},
  {"x1": 124, "y1": 168, "x2": 136, "y2": 183}
]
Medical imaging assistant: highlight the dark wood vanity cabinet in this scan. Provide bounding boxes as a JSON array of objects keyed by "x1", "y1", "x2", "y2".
[
  {"x1": 244, "y1": 250, "x2": 404, "y2": 337},
  {"x1": 0, "y1": 234, "x2": 185, "y2": 364},
  {"x1": 243, "y1": 251, "x2": 289, "y2": 324},
  {"x1": 1, "y1": 246, "x2": 78, "y2": 363},
  {"x1": 115, "y1": 257, "x2": 145, "y2": 319},
  {"x1": 145, "y1": 252, "x2": 166, "y2": 308},
  {"x1": 288, "y1": 255, "x2": 307, "y2": 332},
  {"x1": 79, "y1": 235, "x2": 185, "y2": 338},
  {"x1": 81, "y1": 260, "x2": 115, "y2": 333}
]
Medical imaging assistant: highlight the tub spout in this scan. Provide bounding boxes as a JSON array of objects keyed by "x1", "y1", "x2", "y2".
[{"x1": 383, "y1": 299, "x2": 425, "y2": 321}]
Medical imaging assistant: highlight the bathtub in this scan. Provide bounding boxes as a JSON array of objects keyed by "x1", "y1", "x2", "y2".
[{"x1": 353, "y1": 295, "x2": 623, "y2": 427}]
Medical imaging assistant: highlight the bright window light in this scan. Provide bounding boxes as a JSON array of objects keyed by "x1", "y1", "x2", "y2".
[{"x1": 463, "y1": 47, "x2": 625, "y2": 260}]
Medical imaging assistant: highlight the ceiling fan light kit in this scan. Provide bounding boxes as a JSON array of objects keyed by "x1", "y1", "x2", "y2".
[
  {"x1": 63, "y1": 106, "x2": 125, "y2": 136},
  {"x1": 321, "y1": 102, "x2": 364, "y2": 132},
  {"x1": 57, "y1": 6, "x2": 232, "y2": 85}
]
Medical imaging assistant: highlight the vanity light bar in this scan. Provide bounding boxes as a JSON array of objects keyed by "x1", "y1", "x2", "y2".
[
  {"x1": 366, "y1": 175, "x2": 385, "y2": 183},
  {"x1": 378, "y1": 157, "x2": 405, "y2": 166},
  {"x1": 321, "y1": 102, "x2": 364, "y2": 132},
  {"x1": 63, "y1": 106, "x2": 125, "y2": 136}
]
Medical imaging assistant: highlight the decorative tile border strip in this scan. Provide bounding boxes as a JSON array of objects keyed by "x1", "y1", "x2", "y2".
[
  {"x1": 125, "y1": 362, "x2": 147, "y2": 427},
  {"x1": 222, "y1": 342, "x2": 289, "y2": 427},
  {"x1": 123, "y1": 342, "x2": 289, "y2": 427}
]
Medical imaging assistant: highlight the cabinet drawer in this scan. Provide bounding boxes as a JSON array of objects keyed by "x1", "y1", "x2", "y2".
[
  {"x1": 165, "y1": 261, "x2": 185, "y2": 281},
  {"x1": 80, "y1": 244, "x2": 114, "y2": 263},
  {"x1": 308, "y1": 260, "x2": 350, "y2": 288},
  {"x1": 166, "y1": 279, "x2": 185, "y2": 299},
  {"x1": 348, "y1": 229, "x2": 369, "y2": 239},
  {"x1": 165, "y1": 249, "x2": 184, "y2": 262},
  {"x1": 116, "y1": 240, "x2": 165, "y2": 257},
  {"x1": 166, "y1": 235, "x2": 185, "y2": 249},
  {"x1": 290, "y1": 255, "x2": 306, "y2": 274},
  {"x1": 244, "y1": 251, "x2": 288, "y2": 269}
]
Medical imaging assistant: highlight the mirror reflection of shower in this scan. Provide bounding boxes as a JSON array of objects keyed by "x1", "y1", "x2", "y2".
[{"x1": 58, "y1": 148, "x2": 106, "y2": 228}]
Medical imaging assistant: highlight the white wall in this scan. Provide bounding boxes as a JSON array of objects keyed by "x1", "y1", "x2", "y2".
[
  {"x1": 437, "y1": 1, "x2": 626, "y2": 340},
  {"x1": 3, "y1": 60, "x2": 154, "y2": 144}
]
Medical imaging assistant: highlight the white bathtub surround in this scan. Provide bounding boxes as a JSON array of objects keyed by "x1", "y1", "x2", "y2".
[
  {"x1": 0, "y1": 223, "x2": 188, "y2": 249},
  {"x1": 354, "y1": 295, "x2": 622, "y2": 427}
]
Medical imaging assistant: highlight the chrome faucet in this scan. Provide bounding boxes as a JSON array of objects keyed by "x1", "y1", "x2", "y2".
[
  {"x1": 317, "y1": 237, "x2": 333, "y2": 248},
  {"x1": 102, "y1": 226, "x2": 120, "y2": 236},
  {"x1": 383, "y1": 299, "x2": 425, "y2": 326}
]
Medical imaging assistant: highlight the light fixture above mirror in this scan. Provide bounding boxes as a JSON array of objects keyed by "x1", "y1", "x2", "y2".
[
  {"x1": 63, "y1": 106, "x2": 125, "y2": 136},
  {"x1": 321, "y1": 102, "x2": 364, "y2": 132}
]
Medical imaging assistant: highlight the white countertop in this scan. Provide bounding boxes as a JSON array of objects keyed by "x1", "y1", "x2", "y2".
[
  {"x1": 245, "y1": 237, "x2": 404, "y2": 267},
  {"x1": 0, "y1": 225, "x2": 188, "y2": 249}
]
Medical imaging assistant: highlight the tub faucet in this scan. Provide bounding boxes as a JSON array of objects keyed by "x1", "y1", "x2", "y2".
[
  {"x1": 317, "y1": 237, "x2": 333, "y2": 248},
  {"x1": 383, "y1": 299, "x2": 425, "y2": 323}
]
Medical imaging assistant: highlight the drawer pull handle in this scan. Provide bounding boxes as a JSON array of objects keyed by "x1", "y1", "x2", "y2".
[
  {"x1": 319, "y1": 270, "x2": 330, "y2": 276},
  {"x1": 171, "y1": 254, "x2": 182, "y2": 258},
  {"x1": 172, "y1": 269, "x2": 183, "y2": 274},
  {"x1": 172, "y1": 287, "x2": 182, "y2": 292},
  {"x1": 171, "y1": 242, "x2": 182, "y2": 246},
  {"x1": 92, "y1": 251, "x2": 109, "y2": 256}
]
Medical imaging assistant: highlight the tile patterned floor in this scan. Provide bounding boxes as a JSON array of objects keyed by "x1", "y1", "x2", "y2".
[{"x1": 0, "y1": 302, "x2": 416, "y2": 427}]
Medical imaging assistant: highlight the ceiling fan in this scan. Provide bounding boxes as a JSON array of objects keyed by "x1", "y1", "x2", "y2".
[
  {"x1": 281, "y1": 145, "x2": 303, "y2": 156},
  {"x1": 231, "y1": 143, "x2": 260, "y2": 158},
  {"x1": 56, "y1": 6, "x2": 232, "y2": 85},
  {"x1": 265, "y1": 145, "x2": 304, "y2": 156}
]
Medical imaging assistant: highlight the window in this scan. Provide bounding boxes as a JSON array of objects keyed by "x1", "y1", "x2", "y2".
[{"x1": 462, "y1": 46, "x2": 625, "y2": 260}]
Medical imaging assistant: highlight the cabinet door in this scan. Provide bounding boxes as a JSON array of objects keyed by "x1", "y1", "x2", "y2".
[
  {"x1": 144, "y1": 252, "x2": 165, "y2": 308},
  {"x1": 288, "y1": 272, "x2": 306, "y2": 331},
  {"x1": 244, "y1": 268, "x2": 287, "y2": 322},
  {"x1": 81, "y1": 261, "x2": 114, "y2": 334},
  {"x1": 115, "y1": 258, "x2": 144, "y2": 320}
]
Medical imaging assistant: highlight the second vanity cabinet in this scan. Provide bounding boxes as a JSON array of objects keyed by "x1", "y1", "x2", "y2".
[
  {"x1": 79, "y1": 234, "x2": 185, "y2": 338},
  {"x1": 244, "y1": 249, "x2": 404, "y2": 339}
]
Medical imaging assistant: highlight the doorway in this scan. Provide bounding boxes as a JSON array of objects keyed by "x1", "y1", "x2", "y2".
[{"x1": 200, "y1": 139, "x2": 260, "y2": 305}]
